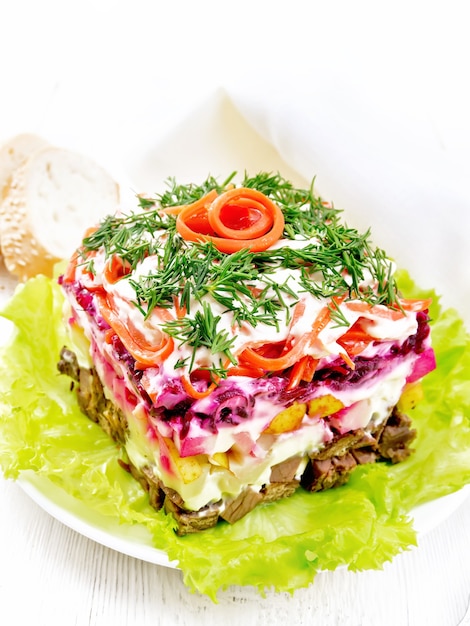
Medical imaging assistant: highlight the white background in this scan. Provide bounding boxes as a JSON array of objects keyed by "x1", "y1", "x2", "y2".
[
  {"x1": 0, "y1": 1, "x2": 469, "y2": 624},
  {"x1": 2, "y1": 0, "x2": 468, "y2": 319}
]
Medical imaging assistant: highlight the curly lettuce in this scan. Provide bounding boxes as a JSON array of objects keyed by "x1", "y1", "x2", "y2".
[{"x1": 0, "y1": 274, "x2": 469, "y2": 600}]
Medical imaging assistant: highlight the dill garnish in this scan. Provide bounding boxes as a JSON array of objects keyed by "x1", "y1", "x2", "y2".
[
  {"x1": 162, "y1": 301, "x2": 237, "y2": 378},
  {"x1": 158, "y1": 172, "x2": 237, "y2": 208},
  {"x1": 81, "y1": 209, "x2": 171, "y2": 272},
  {"x1": 79, "y1": 172, "x2": 401, "y2": 373}
]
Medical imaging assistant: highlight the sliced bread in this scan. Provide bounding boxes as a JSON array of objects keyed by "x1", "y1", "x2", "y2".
[
  {"x1": 0, "y1": 145, "x2": 120, "y2": 281},
  {"x1": 0, "y1": 133, "x2": 49, "y2": 202}
]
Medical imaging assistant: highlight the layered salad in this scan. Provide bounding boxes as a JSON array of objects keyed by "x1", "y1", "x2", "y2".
[{"x1": 58, "y1": 172, "x2": 436, "y2": 534}]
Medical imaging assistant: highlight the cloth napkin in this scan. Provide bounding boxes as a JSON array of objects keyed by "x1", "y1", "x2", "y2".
[
  {"x1": 225, "y1": 75, "x2": 470, "y2": 325},
  {"x1": 115, "y1": 81, "x2": 470, "y2": 326}
]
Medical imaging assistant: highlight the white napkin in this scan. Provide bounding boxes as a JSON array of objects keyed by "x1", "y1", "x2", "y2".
[
  {"x1": 225, "y1": 74, "x2": 470, "y2": 325},
  {"x1": 105, "y1": 80, "x2": 469, "y2": 327}
]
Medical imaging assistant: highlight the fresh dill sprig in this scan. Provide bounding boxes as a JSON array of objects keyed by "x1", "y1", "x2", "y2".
[
  {"x1": 81, "y1": 206, "x2": 172, "y2": 272},
  {"x1": 242, "y1": 172, "x2": 339, "y2": 239},
  {"x1": 78, "y1": 172, "x2": 402, "y2": 363},
  {"x1": 157, "y1": 172, "x2": 237, "y2": 208},
  {"x1": 127, "y1": 241, "x2": 298, "y2": 328},
  {"x1": 162, "y1": 301, "x2": 237, "y2": 376}
]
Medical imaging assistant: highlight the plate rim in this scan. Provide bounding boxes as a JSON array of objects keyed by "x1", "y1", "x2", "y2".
[
  {"x1": 15, "y1": 470, "x2": 470, "y2": 569},
  {"x1": 16, "y1": 471, "x2": 178, "y2": 568}
]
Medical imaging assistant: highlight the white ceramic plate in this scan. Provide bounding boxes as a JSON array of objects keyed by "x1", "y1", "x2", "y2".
[
  {"x1": 1, "y1": 232, "x2": 469, "y2": 572},
  {"x1": 1, "y1": 97, "x2": 469, "y2": 571},
  {"x1": 16, "y1": 470, "x2": 470, "y2": 569},
  {"x1": 17, "y1": 471, "x2": 177, "y2": 568}
]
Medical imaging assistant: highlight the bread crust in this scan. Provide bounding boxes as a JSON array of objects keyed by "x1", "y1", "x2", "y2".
[
  {"x1": 0, "y1": 145, "x2": 120, "y2": 281},
  {"x1": 0, "y1": 133, "x2": 49, "y2": 201},
  {"x1": 0, "y1": 162, "x2": 58, "y2": 280}
]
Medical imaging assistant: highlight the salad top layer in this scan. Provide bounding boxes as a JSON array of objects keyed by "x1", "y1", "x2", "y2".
[{"x1": 61, "y1": 172, "x2": 433, "y2": 419}]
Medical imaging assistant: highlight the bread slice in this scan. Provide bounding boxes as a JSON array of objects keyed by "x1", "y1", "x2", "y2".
[
  {"x1": 0, "y1": 146, "x2": 120, "y2": 281},
  {"x1": 0, "y1": 133, "x2": 49, "y2": 202}
]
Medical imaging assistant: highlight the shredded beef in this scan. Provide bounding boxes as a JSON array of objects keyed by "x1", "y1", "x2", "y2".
[
  {"x1": 269, "y1": 456, "x2": 302, "y2": 482},
  {"x1": 301, "y1": 408, "x2": 417, "y2": 492},
  {"x1": 220, "y1": 489, "x2": 264, "y2": 524},
  {"x1": 301, "y1": 453, "x2": 357, "y2": 492},
  {"x1": 164, "y1": 498, "x2": 221, "y2": 535},
  {"x1": 58, "y1": 346, "x2": 128, "y2": 444},
  {"x1": 376, "y1": 410, "x2": 417, "y2": 463}
]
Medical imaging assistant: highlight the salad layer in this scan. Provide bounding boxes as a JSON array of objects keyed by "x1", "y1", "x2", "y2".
[{"x1": 58, "y1": 173, "x2": 436, "y2": 532}]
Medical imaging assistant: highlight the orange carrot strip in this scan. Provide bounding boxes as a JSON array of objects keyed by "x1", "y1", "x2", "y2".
[
  {"x1": 173, "y1": 295, "x2": 187, "y2": 319},
  {"x1": 104, "y1": 255, "x2": 131, "y2": 284},
  {"x1": 308, "y1": 306, "x2": 332, "y2": 344},
  {"x1": 277, "y1": 300, "x2": 307, "y2": 357},
  {"x1": 176, "y1": 187, "x2": 285, "y2": 254},
  {"x1": 63, "y1": 226, "x2": 99, "y2": 284},
  {"x1": 181, "y1": 375, "x2": 217, "y2": 400},
  {"x1": 239, "y1": 334, "x2": 310, "y2": 372},
  {"x1": 226, "y1": 365, "x2": 266, "y2": 378},
  {"x1": 96, "y1": 293, "x2": 174, "y2": 367},
  {"x1": 208, "y1": 195, "x2": 273, "y2": 240},
  {"x1": 239, "y1": 304, "x2": 330, "y2": 372},
  {"x1": 288, "y1": 299, "x2": 307, "y2": 330},
  {"x1": 337, "y1": 323, "x2": 374, "y2": 356},
  {"x1": 301, "y1": 355, "x2": 319, "y2": 382},
  {"x1": 339, "y1": 351, "x2": 355, "y2": 370},
  {"x1": 104, "y1": 328, "x2": 115, "y2": 344},
  {"x1": 207, "y1": 224, "x2": 284, "y2": 253},
  {"x1": 397, "y1": 297, "x2": 433, "y2": 312},
  {"x1": 63, "y1": 250, "x2": 80, "y2": 284},
  {"x1": 284, "y1": 306, "x2": 331, "y2": 389},
  {"x1": 344, "y1": 296, "x2": 430, "y2": 320},
  {"x1": 159, "y1": 189, "x2": 219, "y2": 216},
  {"x1": 286, "y1": 355, "x2": 310, "y2": 390},
  {"x1": 345, "y1": 301, "x2": 405, "y2": 320}
]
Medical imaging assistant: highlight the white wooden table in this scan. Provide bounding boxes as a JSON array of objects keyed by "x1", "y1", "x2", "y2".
[{"x1": 0, "y1": 476, "x2": 469, "y2": 626}]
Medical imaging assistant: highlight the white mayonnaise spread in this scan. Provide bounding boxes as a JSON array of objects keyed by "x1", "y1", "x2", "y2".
[{"x1": 65, "y1": 221, "x2": 429, "y2": 513}]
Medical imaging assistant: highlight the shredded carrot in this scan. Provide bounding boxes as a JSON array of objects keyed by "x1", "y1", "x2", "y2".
[
  {"x1": 345, "y1": 301, "x2": 405, "y2": 320},
  {"x1": 104, "y1": 255, "x2": 131, "y2": 284},
  {"x1": 300, "y1": 355, "x2": 319, "y2": 382},
  {"x1": 397, "y1": 297, "x2": 433, "y2": 312},
  {"x1": 339, "y1": 351, "x2": 355, "y2": 370},
  {"x1": 63, "y1": 226, "x2": 99, "y2": 284},
  {"x1": 176, "y1": 187, "x2": 285, "y2": 253},
  {"x1": 337, "y1": 322, "x2": 374, "y2": 356},
  {"x1": 286, "y1": 355, "x2": 310, "y2": 390},
  {"x1": 63, "y1": 250, "x2": 80, "y2": 284},
  {"x1": 181, "y1": 375, "x2": 218, "y2": 400},
  {"x1": 239, "y1": 335, "x2": 309, "y2": 372},
  {"x1": 96, "y1": 293, "x2": 174, "y2": 367},
  {"x1": 104, "y1": 328, "x2": 115, "y2": 344},
  {"x1": 172, "y1": 295, "x2": 187, "y2": 319},
  {"x1": 345, "y1": 297, "x2": 431, "y2": 320},
  {"x1": 288, "y1": 299, "x2": 306, "y2": 332},
  {"x1": 308, "y1": 306, "x2": 331, "y2": 343},
  {"x1": 160, "y1": 189, "x2": 219, "y2": 216},
  {"x1": 208, "y1": 194, "x2": 274, "y2": 240},
  {"x1": 226, "y1": 365, "x2": 266, "y2": 378},
  {"x1": 239, "y1": 305, "x2": 330, "y2": 373}
]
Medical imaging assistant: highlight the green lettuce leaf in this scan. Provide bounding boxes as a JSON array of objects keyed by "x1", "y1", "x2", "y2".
[{"x1": 0, "y1": 273, "x2": 469, "y2": 600}]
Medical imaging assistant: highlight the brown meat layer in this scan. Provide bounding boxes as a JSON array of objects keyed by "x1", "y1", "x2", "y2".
[{"x1": 58, "y1": 346, "x2": 417, "y2": 535}]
